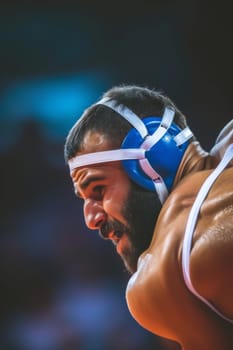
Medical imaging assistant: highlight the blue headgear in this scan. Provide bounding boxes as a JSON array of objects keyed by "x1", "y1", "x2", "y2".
[{"x1": 68, "y1": 97, "x2": 193, "y2": 203}]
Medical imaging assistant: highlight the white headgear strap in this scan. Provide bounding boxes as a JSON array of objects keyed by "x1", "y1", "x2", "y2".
[{"x1": 68, "y1": 97, "x2": 193, "y2": 203}]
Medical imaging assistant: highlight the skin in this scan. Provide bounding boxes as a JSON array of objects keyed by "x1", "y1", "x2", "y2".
[
  {"x1": 126, "y1": 168, "x2": 233, "y2": 349},
  {"x1": 72, "y1": 160, "x2": 133, "y2": 266},
  {"x1": 70, "y1": 131, "x2": 233, "y2": 350},
  {"x1": 71, "y1": 131, "x2": 160, "y2": 273}
]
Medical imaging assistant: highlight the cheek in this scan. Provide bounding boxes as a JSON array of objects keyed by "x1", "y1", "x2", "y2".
[{"x1": 103, "y1": 191, "x2": 129, "y2": 224}]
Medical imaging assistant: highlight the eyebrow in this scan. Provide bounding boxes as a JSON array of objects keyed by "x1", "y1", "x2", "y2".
[{"x1": 75, "y1": 175, "x2": 106, "y2": 198}]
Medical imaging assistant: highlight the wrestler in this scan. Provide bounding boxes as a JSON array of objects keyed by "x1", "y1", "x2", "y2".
[{"x1": 64, "y1": 85, "x2": 233, "y2": 349}]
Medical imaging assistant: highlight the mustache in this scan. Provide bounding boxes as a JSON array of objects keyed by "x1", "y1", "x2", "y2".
[{"x1": 99, "y1": 220, "x2": 129, "y2": 239}]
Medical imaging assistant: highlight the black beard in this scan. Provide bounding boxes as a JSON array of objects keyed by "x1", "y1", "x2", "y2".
[
  {"x1": 99, "y1": 181, "x2": 161, "y2": 274},
  {"x1": 122, "y1": 182, "x2": 161, "y2": 273}
]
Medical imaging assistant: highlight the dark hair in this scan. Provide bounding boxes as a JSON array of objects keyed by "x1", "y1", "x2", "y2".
[{"x1": 64, "y1": 84, "x2": 191, "y2": 162}]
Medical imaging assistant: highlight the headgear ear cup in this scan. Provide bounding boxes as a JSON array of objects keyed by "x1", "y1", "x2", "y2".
[
  {"x1": 121, "y1": 116, "x2": 190, "y2": 192},
  {"x1": 68, "y1": 98, "x2": 193, "y2": 204}
]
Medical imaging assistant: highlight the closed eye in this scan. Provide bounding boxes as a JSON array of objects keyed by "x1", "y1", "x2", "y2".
[
  {"x1": 93, "y1": 185, "x2": 105, "y2": 199},
  {"x1": 75, "y1": 175, "x2": 106, "y2": 200}
]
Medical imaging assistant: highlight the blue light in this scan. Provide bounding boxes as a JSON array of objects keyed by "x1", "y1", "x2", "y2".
[
  {"x1": 1, "y1": 71, "x2": 109, "y2": 121},
  {"x1": 0, "y1": 71, "x2": 111, "y2": 147}
]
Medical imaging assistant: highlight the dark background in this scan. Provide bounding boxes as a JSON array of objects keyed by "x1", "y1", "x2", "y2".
[{"x1": 0, "y1": 1, "x2": 232, "y2": 349}]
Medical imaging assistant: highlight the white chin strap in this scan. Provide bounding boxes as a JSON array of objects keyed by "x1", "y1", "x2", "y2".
[{"x1": 68, "y1": 97, "x2": 193, "y2": 204}]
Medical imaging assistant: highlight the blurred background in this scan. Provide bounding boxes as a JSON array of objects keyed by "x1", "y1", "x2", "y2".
[{"x1": 0, "y1": 1, "x2": 232, "y2": 349}]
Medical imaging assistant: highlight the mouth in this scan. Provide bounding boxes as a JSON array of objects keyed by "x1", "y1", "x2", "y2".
[
  {"x1": 109, "y1": 230, "x2": 123, "y2": 246},
  {"x1": 99, "y1": 222, "x2": 129, "y2": 254},
  {"x1": 109, "y1": 231, "x2": 128, "y2": 256}
]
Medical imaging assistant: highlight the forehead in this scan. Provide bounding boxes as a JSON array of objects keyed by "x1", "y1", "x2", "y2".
[
  {"x1": 70, "y1": 130, "x2": 125, "y2": 183},
  {"x1": 70, "y1": 161, "x2": 130, "y2": 199},
  {"x1": 80, "y1": 130, "x2": 115, "y2": 154}
]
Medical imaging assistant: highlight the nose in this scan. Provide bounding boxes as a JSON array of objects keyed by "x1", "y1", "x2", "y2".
[{"x1": 83, "y1": 198, "x2": 106, "y2": 230}]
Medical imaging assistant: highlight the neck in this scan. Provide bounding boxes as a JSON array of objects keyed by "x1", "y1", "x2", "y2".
[{"x1": 173, "y1": 141, "x2": 218, "y2": 187}]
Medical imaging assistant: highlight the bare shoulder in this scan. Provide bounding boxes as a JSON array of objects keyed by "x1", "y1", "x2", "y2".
[
  {"x1": 190, "y1": 167, "x2": 233, "y2": 319},
  {"x1": 125, "y1": 181, "x2": 195, "y2": 337},
  {"x1": 126, "y1": 169, "x2": 233, "y2": 345}
]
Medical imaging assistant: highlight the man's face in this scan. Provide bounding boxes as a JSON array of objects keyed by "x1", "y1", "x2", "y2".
[
  {"x1": 116, "y1": 181, "x2": 161, "y2": 273},
  {"x1": 70, "y1": 131, "x2": 161, "y2": 273}
]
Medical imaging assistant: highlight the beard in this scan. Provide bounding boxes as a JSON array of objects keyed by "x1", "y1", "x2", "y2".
[{"x1": 99, "y1": 181, "x2": 162, "y2": 274}]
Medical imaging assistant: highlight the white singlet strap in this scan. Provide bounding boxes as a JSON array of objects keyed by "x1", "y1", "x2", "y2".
[{"x1": 182, "y1": 143, "x2": 233, "y2": 324}]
